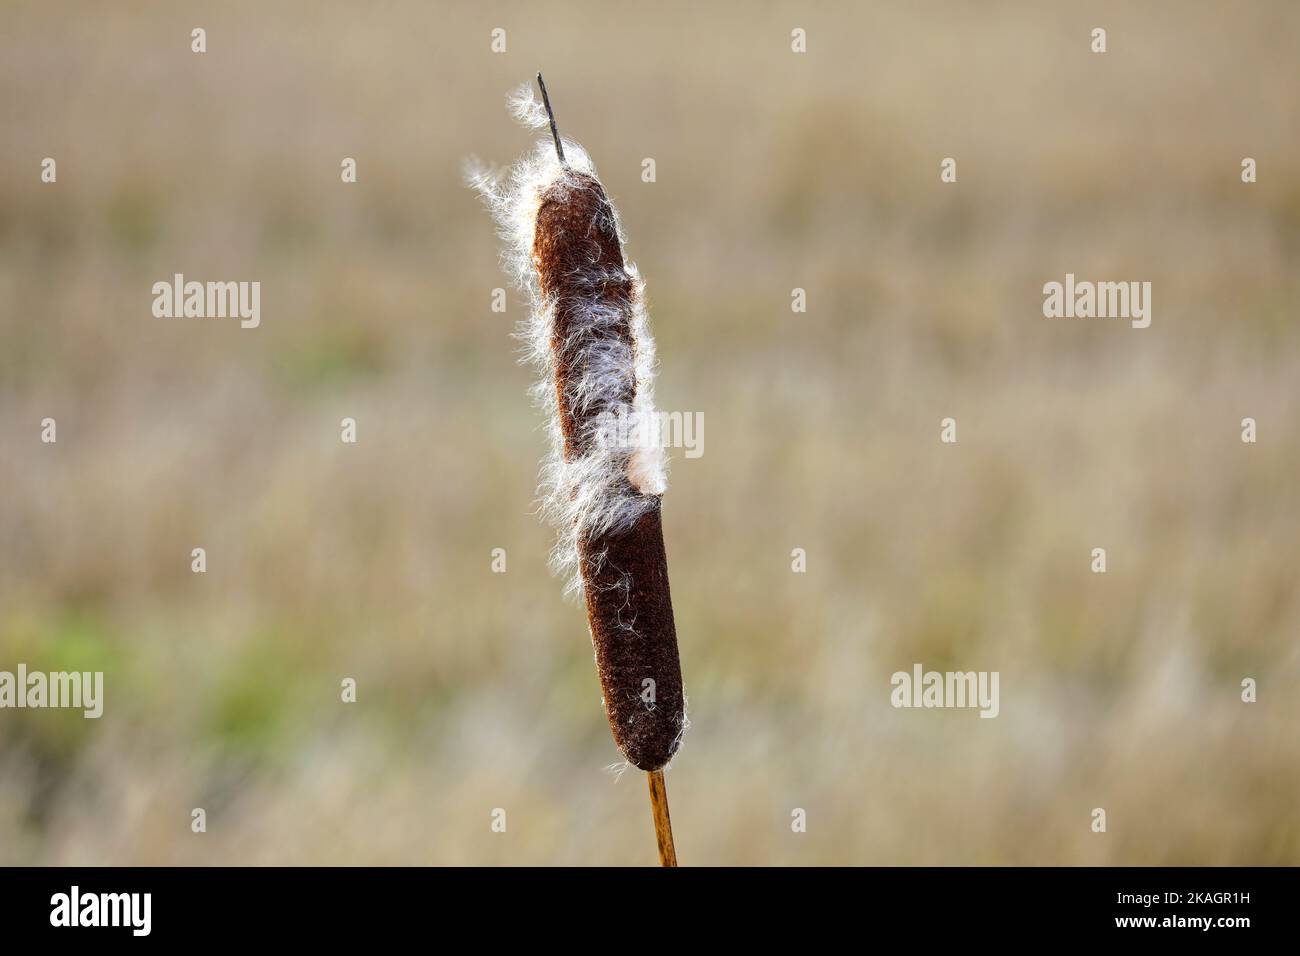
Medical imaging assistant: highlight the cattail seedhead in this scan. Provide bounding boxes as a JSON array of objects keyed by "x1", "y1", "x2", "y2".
[
  {"x1": 468, "y1": 85, "x2": 668, "y2": 593},
  {"x1": 470, "y1": 82, "x2": 686, "y2": 770}
]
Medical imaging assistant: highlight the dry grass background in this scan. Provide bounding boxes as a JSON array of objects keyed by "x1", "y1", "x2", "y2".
[{"x1": 1, "y1": 1, "x2": 1298, "y2": 864}]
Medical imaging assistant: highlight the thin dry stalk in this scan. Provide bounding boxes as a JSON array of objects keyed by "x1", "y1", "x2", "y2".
[{"x1": 647, "y1": 770, "x2": 678, "y2": 867}]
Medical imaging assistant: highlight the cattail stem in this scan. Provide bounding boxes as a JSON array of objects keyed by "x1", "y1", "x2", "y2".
[
  {"x1": 647, "y1": 770, "x2": 678, "y2": 867},
  {"x1": 472, "y1": 77, "x2": 687, "y2": 865}
]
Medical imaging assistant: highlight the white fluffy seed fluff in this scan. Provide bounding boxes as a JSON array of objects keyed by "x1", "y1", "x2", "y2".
[{"x1": 468, "y1": 85, "x2": 668, "y2": 596}]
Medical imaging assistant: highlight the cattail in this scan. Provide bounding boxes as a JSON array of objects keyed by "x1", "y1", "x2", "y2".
[{"x1": 469, "y1": 75, "x2": 687, "y2": 865}]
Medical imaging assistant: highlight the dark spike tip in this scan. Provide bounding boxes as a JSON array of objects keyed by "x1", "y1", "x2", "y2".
[{"x1": 536, "y1": 72, "x2": 566, "y2": 166}]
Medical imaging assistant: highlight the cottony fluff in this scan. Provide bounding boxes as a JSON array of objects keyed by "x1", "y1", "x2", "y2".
[{"x1": 468, "y1": 85, "x2": 667, "y2": 596}]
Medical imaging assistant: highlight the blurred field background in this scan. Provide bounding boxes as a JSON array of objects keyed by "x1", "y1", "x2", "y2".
[{"x1": 1, "y1": 1, "x2": 1298, "y2": 865}]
